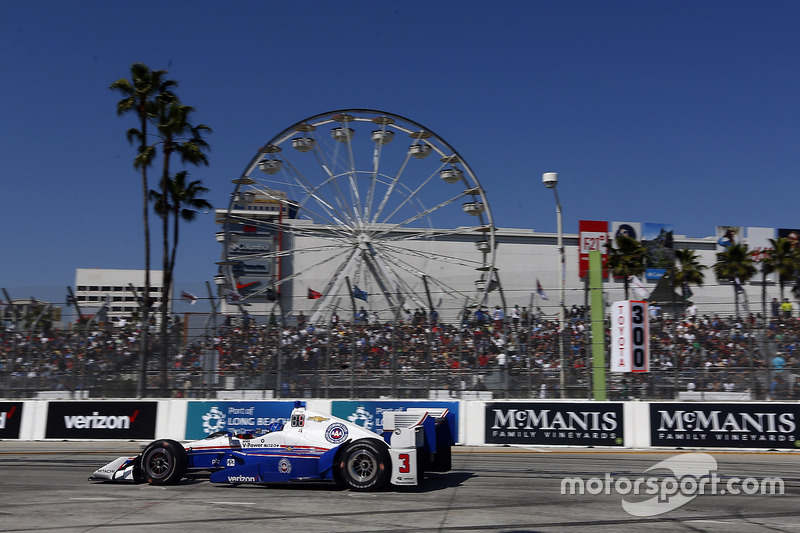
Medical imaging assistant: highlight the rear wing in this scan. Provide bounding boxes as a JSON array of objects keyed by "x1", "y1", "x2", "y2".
[{"x1": 381, "y1": 408, "x2": 455, "y2": 473}]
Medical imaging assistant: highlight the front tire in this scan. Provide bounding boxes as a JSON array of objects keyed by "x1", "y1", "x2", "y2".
[
  {"x1": 141, "y1": 439, "x2": 188, "y2": 485},
  {"x1": 338, "y1": 440, "x2": 390, "y2": 491}
]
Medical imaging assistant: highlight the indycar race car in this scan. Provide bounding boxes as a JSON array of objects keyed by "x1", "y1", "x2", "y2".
[{"x1": 89, "y1": 402, "x2": 455, "y2": 491}]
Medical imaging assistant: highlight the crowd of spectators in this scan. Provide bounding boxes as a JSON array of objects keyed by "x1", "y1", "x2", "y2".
[{"x1": 2, "y1": 304, "x2": 799, "y2": 399}]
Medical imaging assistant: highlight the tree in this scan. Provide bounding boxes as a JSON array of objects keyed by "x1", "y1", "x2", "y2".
[
  {"x1": 761, "y1": 237, "x2": 799, "y2": 301},
  {"x1": 152, "y1": 101, "x2": 211, "y2": 396},
  {"x1": 673, "y1": 248, "x2": 707, "y2": 293},
  {"x1": 672, "y1": 248, "x2": 707, "y2": 315},
  {"x1": 110, "y1": 63, "x2": 177, "y2": 398},
  {"x1": 151, "y1": 170, "x2": 213, "y2": 288},
  {"x1": 605, "y1": 235, "x2": 647, "y2": 299},
  {"x1": 713, "y1": 243, "x2": 756, "y2": 318}
]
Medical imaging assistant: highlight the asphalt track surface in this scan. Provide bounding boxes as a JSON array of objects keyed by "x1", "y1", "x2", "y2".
[{"x1": 1, "y1": 442, "x2": 799, "y2": 532}]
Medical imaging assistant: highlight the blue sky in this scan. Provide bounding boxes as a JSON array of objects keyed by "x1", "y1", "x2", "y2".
[{"x1": 2, "y1": 0, "x2": 798, "y2": 307}]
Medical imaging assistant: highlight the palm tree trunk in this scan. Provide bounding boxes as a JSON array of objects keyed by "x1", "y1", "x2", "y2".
[
  {"x1": 138, "y1": 105, "x2": 150, "y2": 399},
  {"x1": 159, "y1": 151, "x2": 172, "y2": 397}
]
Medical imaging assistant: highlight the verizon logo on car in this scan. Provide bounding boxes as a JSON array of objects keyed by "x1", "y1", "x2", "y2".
[
  {"x1": 63, "y1": 410, "x2": 139, "y2": 430},
  {"x1": 46, "y1": 401, "x2": 157, "y2": 439}
]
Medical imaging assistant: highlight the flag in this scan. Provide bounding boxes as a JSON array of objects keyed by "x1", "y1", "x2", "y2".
[
  {"x1": 353, "y1": 285, "x2": 368, "y2": 302},
  {"x1": 436, "y1": 286, "x2": 445, "y2": 308},
  {"x1": 30, "y1": 297, "x2": 38, "y2": 306},
  {"x1": 308, "y1": 288, "x2": 322, "y2": 299},
  {"x1": 630, "y1": 275, "x2": 651, "y2": 300},
  {"x1": 536, "y1": 279, "x2": 549, "y2": 300},
  {"x1": 181, "y1": 291, "x2": 198, "y2": 305},
  {"x1": 226, "y1": 290, "x2": 242, "y2": 304}
]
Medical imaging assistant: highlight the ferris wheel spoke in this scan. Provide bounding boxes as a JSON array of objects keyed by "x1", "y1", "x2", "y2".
[
  {"x1": 306, "y1": 131, "x2": 362, "y2": 227},
  {"x1": 369, "y1": 247, "x2": 471, "y2": 308},
  {"x1": 376, "y1": 164, "x2": 441, "y2": 226},
  {"x1": 342, "y1": 130, "x2": 364, "y2": 226},
  {"x1": 371, "y1": 192, "x2": 466, "y2": 240},
  {"x1": 371, "y1": 150, "x2": 412, "y2": 225},
  {"x1": 381, "y1": 226, "x2": 486, "y2": 244},
  {"x1": 378, "y1": 242, "x2": 486, "y2": 270},
  {"x1": 280, "y1": 154, "x2": 358, "y2": 228}
]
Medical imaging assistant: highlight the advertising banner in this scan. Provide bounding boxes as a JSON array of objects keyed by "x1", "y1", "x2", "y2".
[
  {"x1": 778, "y1": 228, "x2": 800, "y2": 249},
  {"x1": 611, "y1": 300, "x2": 649, "y2": 373},
  {"x1": 331, "y1": 400, "x2": 459, "y2": 436},
  {"x1": 578, "y1": 220, "x2": 608, "y2": 278},
  {"x1": 716, "y1": 225, "x2": 744, "y2": 253},
  {"x1": 0, "y1": 402, "x2": 23, "y2": 439},
  {"x1": 642, "y1": 223, "x2": 674, "y2": 281},
  {"x1": 611, "y1": 221, "x2": 641, "y2": 242},
  {"x1": 650, "y1": 403, "x2": 800, "y2": 449},
  {"x1": 45, "y1": 401, "x2": 157, "y2": 439},
  {"x1": 748, "y1": 227, "x2": 775, "y2": 263},
  {"x1": 185, "y1": 401, "x2": 295, "y2": 439},
  {"x1": 485, "y1": 402, "x2": 624, "y2": 446}
]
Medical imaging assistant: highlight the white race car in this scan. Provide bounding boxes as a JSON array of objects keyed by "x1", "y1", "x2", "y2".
[{"x1": 89, "y1": 402, "x2": 455, "y2": 491}]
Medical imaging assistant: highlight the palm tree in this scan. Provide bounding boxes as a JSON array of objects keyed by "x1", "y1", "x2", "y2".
[
  {"x1": 673, "y1": 248, "x2": 707, "y2": 315},
  {"x1": 110, "y1": 63, "x2": 177, "y2": 398},
  {"x1": 713, "y1": 243, "x2": 757, "y2": 317},
  {"x1": 152, "y1": 101, "x2": 211, "y2": 396},
  {"x1": 151, "y1": 171, "x2": 213, "y2": 283},
  {"x1": 761, "y1": 237, "x2": 800, "y2": 301},
  {"x1": 674, "y1": 248, "x2": 707, "y2": 292},
  {"x1": 605, "y1": 235, "x2": 647, "y2": 299}
]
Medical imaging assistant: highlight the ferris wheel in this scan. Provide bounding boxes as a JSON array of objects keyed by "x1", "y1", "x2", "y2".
[{"x1": 220, "y1": 109, "x2": 500, "y2": 324}]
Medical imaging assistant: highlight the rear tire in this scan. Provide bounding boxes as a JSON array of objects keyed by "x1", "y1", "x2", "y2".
[
  {"x1": 338, "y1": 440, "x2": 390, "y2": 491},
  {"x1": 141, "y1": 439, "x2": 187, "y2": 485}
]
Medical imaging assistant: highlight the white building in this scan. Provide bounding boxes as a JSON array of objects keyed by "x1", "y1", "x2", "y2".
[{"x1": 74, "y1": 268, "x2": 165, "y2": 323}]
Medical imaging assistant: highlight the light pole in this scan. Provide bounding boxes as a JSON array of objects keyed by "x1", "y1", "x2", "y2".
[{"x1": 543, "y1": 172, "x2": 566, "y2": 398}]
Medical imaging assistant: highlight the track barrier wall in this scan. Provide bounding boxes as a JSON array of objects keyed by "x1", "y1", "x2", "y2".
[{"x1": 2, "y1": 399, "x2": 800, "y2": 451}]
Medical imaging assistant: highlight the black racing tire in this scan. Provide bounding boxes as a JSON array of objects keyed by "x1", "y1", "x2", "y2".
[
  {"x1": 141, "y1": 439, "x2": 188, "y2": 485},
  {"x1": 337, "y1": 440, "x2": 390, "y2": 491}
]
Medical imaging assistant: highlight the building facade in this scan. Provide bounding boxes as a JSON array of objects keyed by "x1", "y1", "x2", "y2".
[{"x1": 74, "y1": 268, "x2": 165, "y2": 324}]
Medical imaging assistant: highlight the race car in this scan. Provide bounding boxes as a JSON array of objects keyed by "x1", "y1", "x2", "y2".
[{"x1": 89, "y1": 402, "x2": 455, "y2": 491}]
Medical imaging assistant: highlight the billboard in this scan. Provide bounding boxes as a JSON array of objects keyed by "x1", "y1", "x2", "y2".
[
  {"x1": 611, "y1": 221, "x2": 641, "y2": 242},
  {"x1": 611, "y1": 300, "x2": 649, "y2": 373},
  {"x1": 716, "y1": 225, "x2": 744, "y2": 253},
  {"x1": 650, "y1": 403, "x2": 800, "y2": 449},
  {"x1": 642, "y1": 222, "x2": 674, "y2": 281},
  {"x1": 0, "y1": 402, "x2": 23, "y2": 439},
  {"x1": 185, "y1": 401, "x2": 295, "y2": 439},
  {"x1": 45, "y1": 401, "x2": 157, "y2": 439},
  {"x1": 748, "y1": 227, "x2": 775, "y2": 263},
  {"x1": 778, "y1": 228, "x2": 800, "y2": 250},
  {"x1": 485, "y1": 402, "x2": 624, "y2": 446},
  {"x1": 578, "y1": 220, "x2": 608, "y2": 278}
]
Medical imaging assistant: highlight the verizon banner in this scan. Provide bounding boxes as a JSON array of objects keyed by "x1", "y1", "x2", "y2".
[
  {"x1": 578, "y1": 220, "x2": 608, "y2": 278},
  {"x1": 0, "y1": 402, "x2": 24, "y2": 439},
  {"x1": 45, "y1": 401, "x2": 157, "y2": 439},
  {"x1": 485, "y1": 402, "x2": 624, "y2": 446},
  {"x1": 650, "y1": 403, "x2": 800, "y2": 449},
  {"x1": 611, "y1": 300, "x2": 649, "y2": 372}
]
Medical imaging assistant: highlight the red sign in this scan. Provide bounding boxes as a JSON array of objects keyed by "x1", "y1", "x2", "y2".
[{"x1": 578, "y1": 220, "x2": 608, "y2": 278}]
